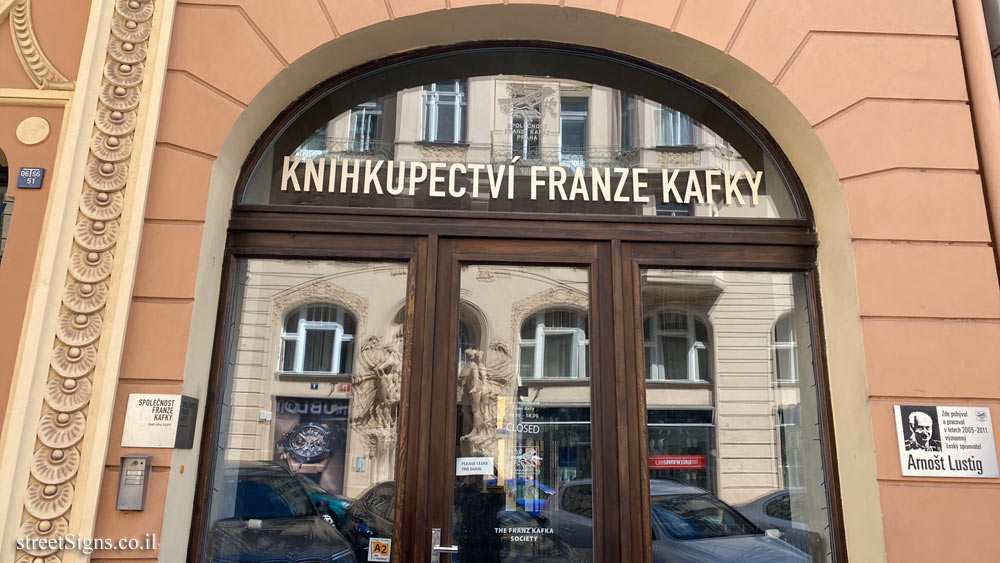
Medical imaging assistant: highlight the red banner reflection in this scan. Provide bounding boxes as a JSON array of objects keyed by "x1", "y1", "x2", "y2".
[{"x1": 648, "y1": 455, "x2": 706, "y2": 470}]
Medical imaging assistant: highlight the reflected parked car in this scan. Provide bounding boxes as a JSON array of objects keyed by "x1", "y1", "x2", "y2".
[
  {"x1": 297, "y1": 475, "x2": 354, "y2": 528},
  {"x1": 342, "y1": 482, "x2": 397, "y2": 561},
  {"x1": 342, "y1": 481, "x2": 581, "y2": 562},
  {"x1": 207, "y1": 461, "x2": 356, "y2": 563},
  {"x1": 734, "y1": 488, "x2": 822, "y2": 557},
  {"x1": 485, "y1": 478, "x2": 556, "y2": 516},
  {"x1": 542, "y1": 479, "x2": 808, "y2": 563}
]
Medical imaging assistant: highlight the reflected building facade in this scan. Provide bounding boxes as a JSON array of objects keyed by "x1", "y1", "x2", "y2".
[
  {"x1": 222, "y1": 260, "x2": 818, "y2": 507},
  {"x1": 267, "y1": 76, "x2": 795, "y2": 219}
]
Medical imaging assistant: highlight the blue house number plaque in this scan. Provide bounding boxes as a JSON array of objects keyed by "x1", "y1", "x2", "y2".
[{"x1": 17, "y1": 167, "x2": 44, "y2": 189}]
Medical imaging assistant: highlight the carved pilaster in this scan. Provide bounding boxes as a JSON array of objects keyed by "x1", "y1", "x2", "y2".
[{"x1": 15, "y1": 1, "x2": 155, "y2": 560}]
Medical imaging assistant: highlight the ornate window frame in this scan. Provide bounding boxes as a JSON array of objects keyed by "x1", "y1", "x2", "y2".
[
  {"x1": 642, "y1": 308, "x2": 712, "y2": 383},
  {"x1": 278, "y1": 302, "x2": 357, "y2": 375}
]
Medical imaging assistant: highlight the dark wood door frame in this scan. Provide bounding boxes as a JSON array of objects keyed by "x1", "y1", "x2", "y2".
[
  {"x1": 190, "y1": 218, "x2": 843, "y2": 562},
  {"x1": 618, "y1": 242, "x2": 846, "y2": 562},
  {"x1": 187, "y1": 233, "x2": 429, "y2": 563},
  {"x1": 187, "y1": 38, "x2": 845, "y2": 563},
  {"x1": 424, "y1": 238, "x2": 619, "y2": 562}
]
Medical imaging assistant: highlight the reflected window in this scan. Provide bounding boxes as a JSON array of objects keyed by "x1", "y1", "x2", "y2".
[
  {"x1": 458, "y1": 313, "x2": 480, "y2": 363},
  {"x1": 655, "y1": 200, "x2": 692, "y2": 217},
  {"x1": 364, "y1": 483, "x2": 395, "y2": 520},
  {"x1": 280, "y1": 303, "x2": 356, "y2": 375},
  {"x1": 651, "y1": 494, "x2": 759, "y2": 540},
  {"x1": 774, "y1": 313, "x2": 797, "y2": 383},
  {"x1": 350, "y1": 100, "x2": 381, "y2": 153},
  {"x1": 519, "y1": 308, "x2": 590, "y2": 379},
  {"x1": 778, "y1": 404, "x2": 803, "y2": 487},
  {"x1": 648, "y1": 408, "x2": 715, "y2": 492},
  {"x1": 560, "y1": 97, "x2": 588, "y2": 168},
  {"x1": 423, "y1": 80, "x2": 467, "y2": 143},
  {"x1": 620, "y1": 93, "x2": 638, "y2": 150},
  {"x1": 559, "y1": 483, "x2": 593, "y2": 517},
  {"x1": 660, "y1": 106, "x2": 694, "y2": 147},
  {"x1": 644, "y1": 309, "x2": 711, "y2": 382},
  {"x1": 765, "y1": 493, "x2": 792, "y2": 520},
  {"x1": 511, "y1": 86, "x2": 542, "y2": 163},
  {"x1": 297, "y1": 129, "x2": 327, "y2": 158}
]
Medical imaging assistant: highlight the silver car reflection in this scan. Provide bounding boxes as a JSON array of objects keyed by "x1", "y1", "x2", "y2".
[
  {"x1": 543, "y1": 479, "x2": 809, "y2": 563},
  {"x1": 734, "y1": 488, "x2": 822, "y2": 557}
]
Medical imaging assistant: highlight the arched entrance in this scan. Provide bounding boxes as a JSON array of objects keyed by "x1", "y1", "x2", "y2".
[{"x1": 187, "y1": 43, "x2": 850, "y2": 563}]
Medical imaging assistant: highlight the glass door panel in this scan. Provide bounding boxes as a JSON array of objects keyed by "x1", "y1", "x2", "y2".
[
  {"x1": 203, "y1": 259, "x2": 410, "y2": 562},
  {"x1": 449, "y1": 263, "x2": 595, "y2": 562},
  {"x1": 639, "y1": 269, "x2": 832, "y2": 562}
]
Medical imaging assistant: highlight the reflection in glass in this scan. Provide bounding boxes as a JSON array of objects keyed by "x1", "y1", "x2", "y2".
[
  {"x1": 660, "y1": 106, "x2": 695, "y2": 147},
  {"x1": 519, "y1": 308, "x2": 589, "y2": 379},
  {"x1": 641, "y1": 270, "x2": 831, "y2": 562},
  {"x1": 559, "y1": 97, "x2": 588, "y2": 168},
  {"x1": 204, "y1": 259, "x2": 409, "y2": 562},
  {"x1": 644, "y1": 309, "x2": 711, "y2": 382},
  {"x1": 350, "y1": 100, "x2": 382, "y2": 153},
  {"x1": 280, "y1": 303, "x2": 356, "y2": 375},
  {"x1": 243, "y1": 49, "x2": 802, "y2": 219},
  {"x1": 774, "y1": 313, "x2": 798, "y2": 383},
  {"x1": 423, "y1": 80, "x2": 467, "y2": 143},
  {"x1": 652, "y1": 493, "x2": 759, "y2": 540},
  {"x1": 453, "y1": 265, "x2": 593, "y2": 562}
]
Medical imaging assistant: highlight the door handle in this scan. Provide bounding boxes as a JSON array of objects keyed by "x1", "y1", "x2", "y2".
[{"x1": 430, "y1": 528, "x2": 459, "y2": 563}]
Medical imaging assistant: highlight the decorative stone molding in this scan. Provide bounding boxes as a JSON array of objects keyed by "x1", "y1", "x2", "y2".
[
  {"x1": 510, "y1": 286, "x2": 589, "y2": 336},
  {"x1": 15, "y1": 115, "x2": 50, "y2": 144},
  {"x1": 509, "y1": 287, "x2": 589, "y2": 373},
  {"x1": 15, "y1": 0, "x2": 155, "y2": 559},
  {"x1": 270, "y1": 280, "x2": 369, "y2": 331},
  {"x1": 51, "y1": 343, "x2": 98, "y2": 379},
  {"x1": 18, "y1": 516, "x2": 68, "y2": 556},
  {"x1": 29, "y1": 447, "x2": 80, "y2": 486},
  {"x1": 656, "y1": 148, "x2": 700, "y2": 168},
  {"x1": 24, "y1": 481, "x2": 74, "y2": 521},
  {"x1": 44, "y1": 376, "x2": 92, "y2": 412},
  {"x1": 476, "y1": 266, "x2": 512, "y2": 282},
  {"x1": 9, "y1": 0, "x2": 73, "y2": 90},
  {"x1": 15, "y1": 554, "x2": 60, "y2": 563},
  {"x1": 63, "y1": 281, "x2": 110, "y2": 314},
  {"x1": 418, "y1": 142, "x2": 468, "y2": 163}
]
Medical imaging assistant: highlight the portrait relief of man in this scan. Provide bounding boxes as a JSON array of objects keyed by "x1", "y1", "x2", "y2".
[{"x1": 904, "y1": 410, "x2": 942, "y2": 452}]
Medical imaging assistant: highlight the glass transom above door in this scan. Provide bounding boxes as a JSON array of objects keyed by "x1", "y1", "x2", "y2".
[{"x1": 241, "y1": 48, "x2": 803, "y2": 220}]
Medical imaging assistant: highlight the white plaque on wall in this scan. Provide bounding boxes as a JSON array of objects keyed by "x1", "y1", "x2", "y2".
[
  {"x1": 894, "y1": 405, "x2": 999, "y2": 478},
  {"x1": 121, "y1": 394, "x2": 198, "y2": 448}
]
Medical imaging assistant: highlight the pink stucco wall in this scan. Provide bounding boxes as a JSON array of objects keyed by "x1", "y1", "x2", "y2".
[{"x1": 88, "y1": 2, "x2": 1000, "y2": 561}]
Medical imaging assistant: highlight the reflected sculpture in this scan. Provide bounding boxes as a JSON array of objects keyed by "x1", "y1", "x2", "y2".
[
  {"x1": 352, "y1": 328, "x2": 403, "y2": 463},
  {"x1": 458, "y1": 341, "x2": 513, "y2": 457}
]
